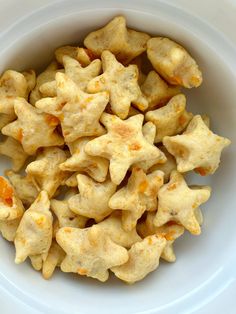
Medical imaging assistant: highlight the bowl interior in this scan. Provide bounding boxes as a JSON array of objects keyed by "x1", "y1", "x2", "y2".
[{"x1": 0, "y1": 4, "x2": 235, "y2": 314}]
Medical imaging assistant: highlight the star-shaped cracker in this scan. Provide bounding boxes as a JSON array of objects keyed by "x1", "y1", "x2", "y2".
[
  {"x1": 60, "y1": 137, "x2": 109, "y2": 182},
  {"x1": 1, "y1": 98, "x2": 64, "y2": 155},
  {"x1": 145, "y1": 94, "x2": 193, "y2": 143},
  {"x1": 0, "y1": 70, "x2": 28, "y2": 99},
  {"x1": 68, "y1": 174, "x2": 116, "y2": 222},
  {"x1": 30, "y1": 61, "x2": 63, "y2": 105},
  {"x1": 163, "y1": 115, "x2": 231, "y2": 175},
  {"x1": 87, "y1": 50, "x2": 148, "y2": 119},
  {"x1": 36, "y1": 73, "x2": 108, "y2": 142},
  {"x1": 0, "y1": 70, "x2": 35, "y2": 129},
  {"x1": 63, "y1": 55, "x2": 101, "y2": 89},
  {"x1": 29, "y1": 217, "x2": 63, "y2": 271},
  {"x1": 147, "y1": 37, "x2": 202, "y2": 88},
  {"x1": 111, "y1": 234, "x2": 166, "y2": 284},
  {"x1": 148, "y1": 146, "x2": 176, "y2": 182},
  {"x1": 56, "y1": 225, "x2": 129, "y2": 282},
  {"x1": 42, "y1": 240, "x2": 65, "y2": 279},
  {"x1": 137, "y1": 212, "x2": 184, "y2": 262},
  {"x1": 14, "y1": 191, "x2": 53, "y2": 264},
  {"x1": 0, "y1": 176, "x2": 24, "y2": 221},
  {"x1": 84, "y1": 16, "x2": 150, "y2": 64},
  {"x1": 141, "y1": 71, "x2": 181, "y2": 109},
  {"x1": 109, "y1": 167, "x2": 164, "y2": 231},
  {"x1": 51, "y1": 191, "x2": 87, "y2": 229},
  {"x1": 135, "y1": 121, "x2": 167, "y2": 171},
  {"x1": 85, "y1": 113, "x2": 164, "y2": 185},
  {"x1": 98, "y1": 212, "x2": 141, "y2": 248},
  {"x1": 0, "y1": 217, "x2": 21, "y2": 242},
  {"x1": 0, "y1": 137, "x2": 28, "y2": 171},
  {"x1": 40, "y1": 56, "x2": 101, "y2": 96},
  {"x1": 154, "y1": 171, "x2": 211, "y2": 235},
  {"x1": 55, "y1": 45, "x2": 96, "y2": 66},
  {"x1": 6, "y1": 170, "x2": 38, "y2": 207},
  {"x1": 26, "y1": 147, "x2": 69, "y2": 198}
]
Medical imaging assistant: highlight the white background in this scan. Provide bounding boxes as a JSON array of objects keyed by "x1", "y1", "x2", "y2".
[{"x1": 0, "y1": 1, "x2": 235, "y2": 313}]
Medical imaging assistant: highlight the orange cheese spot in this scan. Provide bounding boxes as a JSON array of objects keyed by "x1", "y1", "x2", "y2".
[
  {"x1": 178, "y1": 115, "x2": 187, "y2": 126},
  {"x1": 167, "y1": 183, "x2": 177, "y2": 191},
  {"x1": 20, "y1": 237, "x2": 26, "y2": 244},
  {"x1": 129, "y1": 143, "x2": 141, "y2": 151},
  {"x1": 85, "y1": 96, "x2": 93, "y2": 103},
  {"x1": 191, "y1": 76, "x2": 201, "y2": 86},
  {"x1": 0, "y1": 177, "x2": 13, "y2": 206},
  {"x1": 192, "y1": 202, "x2": 198, "y2": 209},
  {"x1": 64, "y1": 227, "x2": 72, "y2": 233},
  {"x1": 139, "y1": 180, "x2": 148, "y2": 193},
  {"x1": 148, "y1": 237, "x2": 153, "y2": 245},
  {"x1": 77, "y1": 268, "x2": 88, "y2": 275},
  {"x1": 4, "y1": 197, "x2": 13, "y2": 206},
  {"x1": 195, "y1": 167, "x2": 210, "y2": 176},
  {"x1": 45, "y1": 114, "x2": 60, "y2": 127},
  {"x1": 164, "y1": 231, "x2": 175, "y2": 241},
  {"x1": 157, "y1": 233, "x2": 166, "y2": 239},
  {"x1": 34, "y1": 216, "x2": 45, "y2": 227},
  {"x1": 135, "y1": 103, "x2": 146, "y2": 111},
  {"x1": 157, "y1": 230, "x2": 175, "y2": 241},
  {"x1": 114, "y1": 124, "x2": 134, "y2": 138},
  {"x1": 170, "y1": 76, "x2": 183, "y2": 85},
  {"x1": 17, "y1": 128, "x2": 23, "y2": 143}
]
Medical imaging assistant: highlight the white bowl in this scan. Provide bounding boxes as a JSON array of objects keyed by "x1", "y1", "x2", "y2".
[{"x1": 0, "y1": 1, "x2": 235, "y2": 313}]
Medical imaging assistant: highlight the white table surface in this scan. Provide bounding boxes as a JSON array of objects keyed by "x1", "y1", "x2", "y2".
[{"x1": 0, "y1": 1, "x2": 235, "y2": 313}]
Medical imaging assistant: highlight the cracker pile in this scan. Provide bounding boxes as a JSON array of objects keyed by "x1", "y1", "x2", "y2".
[{"x1": 0, "y1": 16, "x2": 231, "y2": 284}]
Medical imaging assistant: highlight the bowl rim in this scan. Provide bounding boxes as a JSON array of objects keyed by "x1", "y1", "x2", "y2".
[{"x1": 0, "y1": 1, "x2": 235, "y2": 313}]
